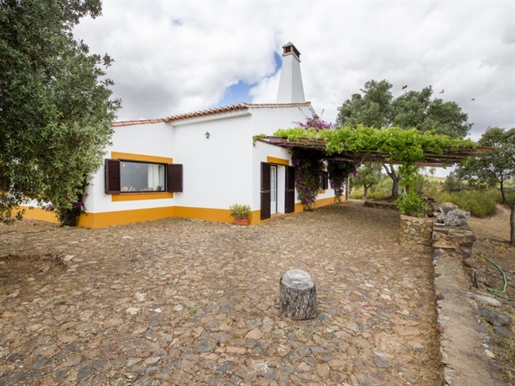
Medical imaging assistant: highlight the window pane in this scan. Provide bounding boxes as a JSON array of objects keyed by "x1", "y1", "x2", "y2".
[{"x1": 120, "y1": 161, "x2": 165, "y2": 192}]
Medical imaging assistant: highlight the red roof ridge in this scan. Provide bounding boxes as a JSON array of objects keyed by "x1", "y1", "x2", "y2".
[
  {"x1": 112, "y1": 118, "x2": 164, "y2": 128},
  {"x1": 112, "y1": 102, "x2": 312, "y2": 127},
  {"x1": 164, "y1": 102, "x2": 311, "y2": 123}
]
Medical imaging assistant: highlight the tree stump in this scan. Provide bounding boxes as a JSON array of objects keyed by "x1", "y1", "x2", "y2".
[{"x1": 279, "y1": 269, "x2": 317, "y2": 320}]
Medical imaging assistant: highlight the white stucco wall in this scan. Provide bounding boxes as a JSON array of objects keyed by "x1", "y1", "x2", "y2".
[
  {"x1": 249, "y1": 105, "x2": 312, "y2": 135},
  {"x1": 169, "y1": 112, "x2": 254, "y2": 210},
  {"x1": 85, "y1": 122, "x2": 175, "y2": 213},
  {"x1": 85, "y1": 104, "x2": 331, "y2": 215}
]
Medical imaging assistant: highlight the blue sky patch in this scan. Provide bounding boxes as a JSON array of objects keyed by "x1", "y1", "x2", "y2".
[
  {"x1": 218, "y1": 50, "x2": 283, "y2": 107},
  {"x1": 218, "y1": 80, "x2": 252, "y2": 106}
]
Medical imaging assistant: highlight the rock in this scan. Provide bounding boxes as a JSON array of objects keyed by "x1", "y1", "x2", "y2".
[
  {"x1": 226, "y1": 346, "x2": 246, "y2": 354},
  {"x1": 217, "y1": 361, "x2": 233, "y2": 374},
  {"x1": 127, "y1": 357, "x2": 142, "y2": 367},
  {"x1": 439, "y1": 208, "x2": 470, "y2": 226},
  {"x1": 126, "y1": 307, "x2": 140, "y2": 315},
  {"x1": 77, "y1": 367, "x2": 94, "y2": 382},
  {"x1": 196, "y1": 340, "x2": 215, "y2": 352},
  {"x1": 493, "y1": 325, "x2": 514, "y2": 338},
  {"x1": 440, "y1": 202, "x2": 458, "y2": 213},
  {"x1": 374, "y1": 356, "x2": 390, "y2": 368},
  {"x1": 144, "y1": 357, "x2": 161, "y2": 365},
  {"x1": 245, "y1": 328, "x2": 263, "y2": 340},
  {"x1": 317, "y1": 363, "x2": 330, "y2": 378},
  {"x1": 474, "y1": 295, "x2": 501, "y2": 307},
  {"x1": 135, "y1": 292, "x2": 146, "y2": 302},
  {"x1": 478, "y1": 307, "x2": 511, "y2": 326}
]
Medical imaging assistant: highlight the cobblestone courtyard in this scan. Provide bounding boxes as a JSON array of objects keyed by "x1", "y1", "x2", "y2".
[{"x1": 0, "y1": 202, "x2": 440, "y2": 385}]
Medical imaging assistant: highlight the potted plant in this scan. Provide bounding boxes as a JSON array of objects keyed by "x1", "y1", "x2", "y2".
[{"x1": 229, "y1": 203, "x2": 251, "y2": 226}]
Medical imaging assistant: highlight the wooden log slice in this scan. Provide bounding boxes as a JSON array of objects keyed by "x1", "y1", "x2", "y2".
[{"x1": 280, "y1": 269, "x2": 317, "y2": 320}]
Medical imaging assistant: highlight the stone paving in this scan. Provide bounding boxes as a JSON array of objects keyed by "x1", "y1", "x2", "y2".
[{"x1": 0, "y1": 202, "x2": 441, "y2": 385}]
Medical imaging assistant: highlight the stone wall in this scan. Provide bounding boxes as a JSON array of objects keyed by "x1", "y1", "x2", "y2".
[
  {"x1": 364, "y1": 200, "x2": 398, "y2": 210},
  {"x1": 432, "y1": 223, "x2": 476, "y2": 258},
  {"x1": 399, "y1": 215, "x2": 433, "y2": 253}
]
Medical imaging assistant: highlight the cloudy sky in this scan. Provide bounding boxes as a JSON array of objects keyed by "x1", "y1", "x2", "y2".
[{"x1": 74, "y1": 0, "x2": 514, "y2": 141}]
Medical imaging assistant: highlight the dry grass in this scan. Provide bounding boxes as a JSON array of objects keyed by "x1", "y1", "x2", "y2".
[{"x1": 467, "y1": 204, "x2": 515, "y2": 383}]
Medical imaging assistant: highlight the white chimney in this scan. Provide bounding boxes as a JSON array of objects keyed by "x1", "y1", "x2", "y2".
[{"x1": 276, "y1": 42, "x2": 306, "y2": 103}]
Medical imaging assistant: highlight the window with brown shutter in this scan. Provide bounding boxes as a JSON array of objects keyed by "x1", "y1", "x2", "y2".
[
  {"x1": 260, "y1": 162, "x2": 271, "y2": 220},
  {"x1": 167, "y1": 164, "x2": 183, "y2": 193},
  {"x1": 105, "y1": 159, "x2": 121, "y2": 194},
  {"x1": 104, "y1": 158, "x2": 183, "y2": 194}
]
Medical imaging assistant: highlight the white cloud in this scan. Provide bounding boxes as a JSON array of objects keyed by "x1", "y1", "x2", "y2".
[{"x1": 74, "y1": 0, "x2": 514, "y2": 137}]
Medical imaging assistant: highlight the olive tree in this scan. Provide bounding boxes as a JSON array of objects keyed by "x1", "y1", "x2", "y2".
[
  {"x1": 336, "y1": 80, "x2": 472, "y2": 199},
  {"x1": 0, "y1": 0, "x2": 120, "y2": 224},
  {"x1": 458, "y1": 127, "x2": 515, "y2": 246}
]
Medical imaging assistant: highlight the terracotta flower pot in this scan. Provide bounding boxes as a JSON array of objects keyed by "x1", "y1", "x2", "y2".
[{"x1": 234, "y1": 218, "x2": 250, "y2": 226}]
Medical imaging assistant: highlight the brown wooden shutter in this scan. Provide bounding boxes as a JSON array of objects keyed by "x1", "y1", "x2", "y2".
[
  {"x1": 105, "y1": 159, "x2": 121, "y2": 194},
  {"x1": 260, "y1": 162, "x2": 271, "y2": 220},
  {"x1": 285, "y1": 166, "x2": 295, "y2": 213},
  {"x1": 321, "y1": 171, "x2": 329, "y2": 190},
  {"x1": 167, "y1": 164, "x2": 183, "y2": 193}
]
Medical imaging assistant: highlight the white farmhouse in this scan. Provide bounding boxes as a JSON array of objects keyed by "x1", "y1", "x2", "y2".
[{"x1": 26, "y1": 42, "x2": 339, "y2": 228}]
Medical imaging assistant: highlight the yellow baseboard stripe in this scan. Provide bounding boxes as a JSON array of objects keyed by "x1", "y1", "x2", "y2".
[
  {"x1": 19, "y1": 206, "x2": 58, "y2": 223},
  {"x1": 77, "y1": 207, "x2": 175, "y2": 228},
  {"x1": 21, "y1": 195, "x2": 346, "y2": 228}
]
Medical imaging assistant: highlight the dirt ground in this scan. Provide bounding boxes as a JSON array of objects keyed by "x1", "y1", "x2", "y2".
[
  {"x1": 0, "y1": 207, "x2": 515, "y2": 384},
  {"x1": 0, "y1": 203, "x2": 442, "y2": 385},
  {"x1": 467, "y1": 205, "x2": 515, "y2": 383}
]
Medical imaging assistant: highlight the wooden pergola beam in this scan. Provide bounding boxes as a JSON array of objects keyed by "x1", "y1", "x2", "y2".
[{"x1": 257, "y1": 136, "x2": 489, "y2": 167}]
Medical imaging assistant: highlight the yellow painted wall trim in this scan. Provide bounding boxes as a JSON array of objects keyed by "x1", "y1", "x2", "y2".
[
  {"x1": 315, "y1": 196, "x2": 337, "y2": 207},
  {"x1": 174, "y1": 206, "x2": 233, "y2": 223},
  {"x1": 111, "y1": 151, "x2": 173, "y2": 164},
  {"x1": 112, "y1": 192, "x2": 173, "y2": 202},
  {"x1": 22, "y1": 195, "x2": 347, "y2": 229},
  {"x1": 77, "y1": 206, "x2": 175, "y2": 228},
  {"x1": 266, "y1": 156, "x2": 290, "y2": 166},
  {"x1": 18, "y1": 206, "x2": 58, "y2": 223},
  {"x1": 110, "y1": 152, "x2": 174, "y2": 202}
]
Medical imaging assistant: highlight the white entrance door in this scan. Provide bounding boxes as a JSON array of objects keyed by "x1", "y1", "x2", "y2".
[{"x1": 270, "y1": 165, "x2": 277, "y2": 215}]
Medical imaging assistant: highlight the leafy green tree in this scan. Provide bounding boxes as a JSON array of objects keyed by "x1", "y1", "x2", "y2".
[
  {"x1": 336, "y1": 80, "x2": 472, "y2": 199},
  {"x1": 442, "y1": 171, "x2": 466, "y2": 193},
  {"x1": 458, "y1": 127, "x2": 515, "y2": 246},
  {"x1": 351, "y1": 163, "x2": 382, "y2": 200},
  {"x1": 392, "y1": 88, "x2": 472, "y2": 138},
  {"x1": 336, "y1": 80, "x2": 393, "y2": 129},
  {"x1": 0, "y1": 0, "x2": 120, "y2": 224}
]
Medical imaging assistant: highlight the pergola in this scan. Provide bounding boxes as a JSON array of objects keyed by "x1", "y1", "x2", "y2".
[{"x1": 257, "y1": 136, "x2": 490, "y2": 167}]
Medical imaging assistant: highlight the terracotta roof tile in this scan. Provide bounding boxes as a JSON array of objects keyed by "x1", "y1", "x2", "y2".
[
  {"x1": 111, "y1": 102, "x2": 312, "y2": 127},
  {"x1": 164, "y1": 102, "x2": 311, "y2": 123},
  {"x1": 111, "y1": 118, "x2": 164, "y2": 128}
]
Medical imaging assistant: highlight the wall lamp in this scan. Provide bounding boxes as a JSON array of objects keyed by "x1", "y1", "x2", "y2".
[{"x1": 205, "y1": 131, "x2": 210, "y2": 139}]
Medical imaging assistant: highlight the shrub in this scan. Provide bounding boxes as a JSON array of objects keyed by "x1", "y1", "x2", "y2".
[
  {"x1": 229, "y1": 204, "x2": 251, "y2": 219},
  {"x1": 349, "y1": 190, "x2": 392, "y2": 200},
  {"x1": 370, "y1": 174, "x2": 394, "y2": 196},
  {"x1": 434, "y1": 191, "x2": 497, "y2": 218}
]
